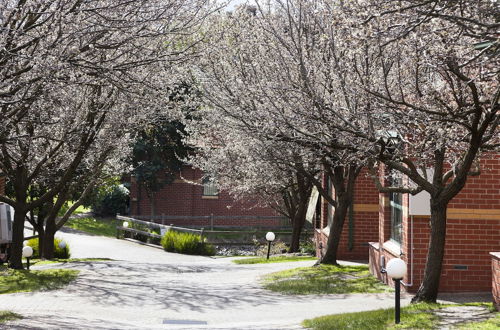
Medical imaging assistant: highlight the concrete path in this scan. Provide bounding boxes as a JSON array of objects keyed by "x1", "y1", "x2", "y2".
[{"x1": 1, "y1": 229, "x2": 411, "y2": 329}]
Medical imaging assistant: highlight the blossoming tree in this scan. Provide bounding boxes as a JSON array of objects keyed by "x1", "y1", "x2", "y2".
[{"x1": 0, "y1": 0, "x2": 214, "y2": 268}]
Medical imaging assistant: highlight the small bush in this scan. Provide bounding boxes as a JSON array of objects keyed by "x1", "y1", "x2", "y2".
[
  {"x1": 26, "y1": 238, "x2": 71, "y2": 259},
  {"x1": 299, "y1": 239, "x2": 316, "y2": 255},
  {"x1": 161, "y1": 231, "x2": 215, "y2": 256},
  {"x1": 89, "y1": 182, "x2": 129, "y2": 216}
]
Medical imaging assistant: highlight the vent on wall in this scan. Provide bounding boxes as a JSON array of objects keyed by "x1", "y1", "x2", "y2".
[{"x1": 453, "y1": 265, "x2": 468, "y2": 270}]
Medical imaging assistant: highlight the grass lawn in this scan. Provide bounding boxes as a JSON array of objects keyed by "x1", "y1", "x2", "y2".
[
  {"x1": 456, "y1": 309, "x2": 500, "y2": 329},
  {"x1": 234, "y1": 255, "x2": 317, "y2": 264},
  {"x1": 58, "y1": 202, "x2": 90, "y2": 216},
  {"x1": 303, "y1": 303, "x2": 441, "y2": 329},
  {"x1": 28, "y1": 258, "x2": 111, "y2": 266},
  {"x1": 0, "y1": 268, "x2": 79, "y2": 294},
  {"x1": 0, "y1": 311, "x2": 22, "y2": 323},
  {"x1": 303, "y1": 303, "x2": 498, "y2": 330},
  {"x1": 262, "y1": 264, "x2": 390, "y2": 295},
  {"x1": 64, "y1": 217, "x2": 119, "y2": 237}
]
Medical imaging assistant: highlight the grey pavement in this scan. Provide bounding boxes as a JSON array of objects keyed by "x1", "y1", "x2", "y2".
[{"x1": 1, "y1": 229, "x2": 411, "y2": 329}]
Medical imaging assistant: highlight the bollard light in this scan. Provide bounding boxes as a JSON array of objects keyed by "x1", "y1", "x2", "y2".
[
  {"x1": 265, "y1": 232, "x2": 275, "y2": 260},
  {"x1": 386, "y1": 258, "x2": 407, "y2": 279},
  {"x1": 123, "y1": 221, "x2": 129, "y2": 228},
  {"x1": 386, "y1": 258, "x2": 407, "y2": 324},
  {"x1": 58, "y1": 240, "x2": 67, "y2": 249},
  {"x1": 22, "y1": 246, "x2": 34, "y2": 271}
]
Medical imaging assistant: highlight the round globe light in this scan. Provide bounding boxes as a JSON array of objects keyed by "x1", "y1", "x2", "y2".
[
  {"x1": 123, "y1": 221, "x2": 129, "y2": 228},
  {"x1": 386, "y1": 258, "x2": 407, "y2": 279},
  {"x1": 58, "y1": 241, "x2": 67, "y2": 249},
  {"x1": 22, "y1": 246, "x2": 34, "y2": 258},
  {"x1": 265, "y1": 232, "x2": 275, "y2": 242}
]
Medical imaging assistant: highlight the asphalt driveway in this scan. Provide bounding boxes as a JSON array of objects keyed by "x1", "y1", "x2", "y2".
[{"x1": 1, "y1": 229, "x2": 409, "y2": 329}]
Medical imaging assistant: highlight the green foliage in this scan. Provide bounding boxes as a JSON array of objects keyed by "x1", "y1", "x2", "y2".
[
  {"x1": 161, "y1": 230, "x2": 215, "y2": 256},
  {"x1": 456, "y1": 305, "x2": 499, "y2": 329},
  {"x1": 299, "y1": 239, "x2": 316, "y2": 255},
  {"x1": 0, "y1": 311, "x2": 22, "y2": 323},
  {"x1": 26, "y1": 237, "x2": 71, "y2": 259},
  {"x1": 302, "y1": 303, "x2": 499, "y2": 330},
  {"x1": 65, "y1": 217, "x2": 119, "y2": 237},
  {"x1": 88, "y1": 179, "x2": 129, "y2": 216},
  {"x1": 57, "y1": 202, "x2": 89, "y2": 217},
  {"x1": 161, "y1": 231, "x2": 176, "y2": 251},
  {"x1": 303, "y1": 303, "x2": 442, "y2": 330},
  {"x1": 130, "y1": 83, "x2": 196, "y2": 196},
  {"x1": 30, "y1": 258, "x2": 112, "y2": 266},
  {"x1": 0, "y1": 269, "x2": 79, "y2": 294},
  {"x1": 233, "y1": 256, "x2": 317, "y2": 264},
  {"x1": 262, "y1": 264, "x2": 390, "y2": 295},
  {"x1": 131, "y1": 119, "x2": 189, "y2": 194}
]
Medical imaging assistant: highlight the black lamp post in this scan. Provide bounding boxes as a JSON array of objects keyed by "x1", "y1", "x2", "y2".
[
  {"x1": 265, "y1": 232, "x2": 275, "y2": 260},
  {"x1": 386, "y1": 258, "x2": 407, "y2": 324}
]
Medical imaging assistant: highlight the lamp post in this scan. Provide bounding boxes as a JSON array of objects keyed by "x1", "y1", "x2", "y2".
[
  {"x1": 265, "y1": 232, "x2": 275, "y2": 260},
  {"x1": 386, "y1": 258, "x2": 407, "y2": 324},
  {"x1": 22, "y1": 246, "x2": 34, "y2": 270}
]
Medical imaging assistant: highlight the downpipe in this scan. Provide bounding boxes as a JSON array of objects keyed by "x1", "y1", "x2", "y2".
[{"x1": 401, "y1": 215, "x2": 414, "y2": 288}]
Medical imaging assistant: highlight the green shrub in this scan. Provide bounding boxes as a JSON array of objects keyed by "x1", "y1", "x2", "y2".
[
  {"x1": 88, "y1": 180, "x2": 129, "y2": 216},
  {"x1": 26, "y1": 237, "x2": 71, "y2": 259},
  {"x1": 161, "y1": 231, "x2": 215, "y2": 256},
  {"x1": 299, "y1": 239, "x2": 316, "y2": 255}
]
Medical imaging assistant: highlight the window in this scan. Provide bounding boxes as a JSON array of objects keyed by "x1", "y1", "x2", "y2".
[
  {"x1": 389, "y1": 179, "x2": 403, "y2": 244},
  {"x1": 202, "y1": 177, "x2": 218, "y2": 196}
]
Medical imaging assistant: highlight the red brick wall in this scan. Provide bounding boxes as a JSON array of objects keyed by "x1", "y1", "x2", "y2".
[
  {"x1": 129, "y1": 166, "x2": 280, "y2": 227},
  {"x1": 316, "y1": 169, "x2": 380, "y2": 261},
  {"x1": 370, "y1": 155, "x2": 500, "y2": 293},
  {"x1": 492, "y1": 253, "x2": 500, "y2": 311}
]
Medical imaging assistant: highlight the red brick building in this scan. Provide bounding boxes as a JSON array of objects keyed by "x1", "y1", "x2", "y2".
[
  {"x1": 315, "y1": 169, "x2": 380, "y2": 261},
  {"x1": 129, "y1": 166, "x2": 284, "y2": 228},
  {"x1": 316, "y1": 155, "x2": 500, "y2": 293},
  {"x1": 369, "y1": 155, "x2": 500, "y2": 293}
]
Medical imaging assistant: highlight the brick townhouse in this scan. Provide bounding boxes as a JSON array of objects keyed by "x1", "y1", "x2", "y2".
[
  {"x1": 317, "y1": 155, "x2": 500, "y2": 293},
  {"x1": 129, "y1": 165, "x2": 284, "y2": 228},
  {"x1": 315, "y1": 169, "x2": 380, "y2": 261}
]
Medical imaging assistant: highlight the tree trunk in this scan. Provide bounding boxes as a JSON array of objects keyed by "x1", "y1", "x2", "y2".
[
  {"x1": 42, "y1": 216, "x2": 56, "y2": 259},
  {"x1": 320, "y1": 196, "x2": 350, "y2": 265},
  {"x1": 289, "y1": 203, "x2": 308, "y2": 253},
  {"x1": 411, "y1": 201, "x2": 448, "y2": 303},
  {"x1": 35, "y1": 204, "x2": 50, "y2": 259},
  {"x1": 9, "y1": 208, "x2": 26, "y2": 269},
  {"x1": 37, "y1": 223, "x2": 45, "y2": 259}
]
